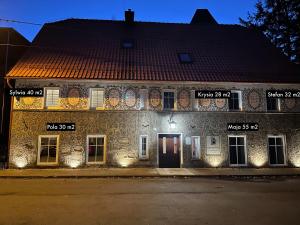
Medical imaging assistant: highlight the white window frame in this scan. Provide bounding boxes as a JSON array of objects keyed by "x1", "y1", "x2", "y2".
[
  {"x1": 191, "y1": 90, "x2": 199, "y2": 111},
  {"x1": 228, "y1": 135, "x2": 247, "y2": 166},
  {"x1": 89, "y1": 88, "x2": 105, "y2": 109},
  {"x1": 162, "y1": 89, "x2": 176, "y2": 110},
  {"x1": 139, "y1": 135, "x2": 149, "y2": 159},
  {"x1": 228, "y1": 90, "x2": 242, "y2": 111},
  {"x1": 191, "y1": 136, "x2": 201, "y2": 160},
  {"x1": 44, "y1": 87, "x2": 60, "y2": 108},
  {"x1": 266, "y1": 98, "x2": 281, "y2": 112},
  {"x1": 267, "y1": 135, "x2": 286, "y2": 166},
  {"x1": 139, "y1": 89, "x2": 148, "y2": 110},
  {"x1": 37, "y1": 135, "x2": 59, "y2": 166},
  {"x1": 86, "y1": 135, "x2": 106, "y2": 165}
]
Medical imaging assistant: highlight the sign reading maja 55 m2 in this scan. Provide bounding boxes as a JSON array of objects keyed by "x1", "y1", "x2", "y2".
[
  {"x1": 266, "y1": 90, "x2": 300, "y2": 98},
  {"x1": 195, "y1": 90, "x2": 231, "y2": 98},
  {"x1": 227, "y1": 123, "x2": 259, "y2": 131}
]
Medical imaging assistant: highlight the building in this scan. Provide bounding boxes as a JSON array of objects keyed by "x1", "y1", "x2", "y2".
[
  {"x1": 5, "y1": 9, "x2": 300, "y2": 169},
  {"x1": 0, "y1": 28, "x2": 29, "y2": 168}
]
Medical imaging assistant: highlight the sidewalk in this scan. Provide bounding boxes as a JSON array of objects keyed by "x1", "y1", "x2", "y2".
[{"x1": 1, "y1": 168, "x2": 300, "y2": 178}]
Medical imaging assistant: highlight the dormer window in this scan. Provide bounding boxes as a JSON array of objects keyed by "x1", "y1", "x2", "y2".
[
  {"x1": 122, "y1": 39, "x2": 134, "y2": 49},
  {"x1": 178, "y1": 53, "x2": 192, "y2": 63}
]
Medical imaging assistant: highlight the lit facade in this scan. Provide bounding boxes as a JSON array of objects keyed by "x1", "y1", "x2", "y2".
[{"x1": 5, "y1": 9, "x2": 300, "y2": 168}]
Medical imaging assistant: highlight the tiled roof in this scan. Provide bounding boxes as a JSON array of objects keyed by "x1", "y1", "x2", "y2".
[{"x1": 6, "y1": 19, "x2": 300, "y2": 83}]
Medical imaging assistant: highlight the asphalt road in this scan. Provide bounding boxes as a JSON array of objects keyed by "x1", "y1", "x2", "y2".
[{"x1": 0, "y1": 177, "x2": 299, "y2": 225}]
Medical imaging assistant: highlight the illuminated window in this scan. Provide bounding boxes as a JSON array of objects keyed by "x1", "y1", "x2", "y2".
[
  {"x1": 228, "y1": 90, "x2": 242, "y2": 111},
  {"x1": 163, "y1": 90, "x2": 175, "y2": 110},
  {"x1": 267, "y1": 98, "x2": 280, "y2": 111},
  {"x1": 37, "y1": 135, "x2": 59, "y2": 165},
  {"x1": 139, "y1": 135, "x2": 148, "y2": 159},
  {"x1": 178, "y1": 53, "x2": 192, "y2": 63},
  {"x1": 268, "y1": 136, "x2": 286, "y2": 165},
  {"x1": 228, "y1": 135, "x2": 247, "y2": 166},
  {"x1": 90, "y1": 88, "x2": 104, "y2": 109},
  {"x1": 86, "y1": 135, "x2": 106, "y2": 164},
  {"x1": 191, "y1": 136, "x2": 201, "y2": 159},
  {"x1": 139, "y1": 89, "x2": 148, "y2": 110},
  {"x1": 45, "y1": 88, "x2": 59, "y2": 107}
]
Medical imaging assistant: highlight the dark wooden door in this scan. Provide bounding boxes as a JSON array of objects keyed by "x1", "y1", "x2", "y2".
[{"x1": 158, "y1": 134, "x2": 180, "y2": 168}]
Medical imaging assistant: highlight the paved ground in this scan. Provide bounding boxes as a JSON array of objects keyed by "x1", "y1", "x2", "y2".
[
  {"x1": 0, "y1": 177, "x2": 300, "y2": 225},
  {"x1": 1, "y1": 168, "x2": 300, "y2": 178}
]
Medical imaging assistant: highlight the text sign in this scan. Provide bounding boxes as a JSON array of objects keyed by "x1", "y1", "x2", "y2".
[
  {"x1": 195, "y1": 90, "x2": 231, "y2": 99},
  {"x1": 9, "y1": 88, "x2": 43, "y2": 97},
  {"x1": 227, "y1": 123, "x2": 259, "y2": 131},
  {"x1": 266, "y1": 90, "x2": 300, "y2": 98},
  {"x1": 46, "y1": 123, "x2": 76, "y2": 131}
]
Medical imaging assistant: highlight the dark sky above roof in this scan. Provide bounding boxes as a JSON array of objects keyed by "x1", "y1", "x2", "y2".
[
  {"x1": 6, "y1": 17, "x2": 300, "y2": 83},
  {"x1": 0, "y1": 0, "x2": 257, "y2": 41}
]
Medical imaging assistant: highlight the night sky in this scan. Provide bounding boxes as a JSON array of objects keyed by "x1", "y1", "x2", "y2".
[{"x1": 0, "y1": 0, "x2": 257, "y2": 41}]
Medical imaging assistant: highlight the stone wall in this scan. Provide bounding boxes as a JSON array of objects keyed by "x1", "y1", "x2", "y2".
[
  {"x1": 9, "y1": 110, "x2": 300, "y2": 168},
  {"x1": 13, "y1": 80, "x2": 300, "y2": 113}
]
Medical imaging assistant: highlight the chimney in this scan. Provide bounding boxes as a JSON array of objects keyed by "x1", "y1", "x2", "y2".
[
  {"x1": 125, "y1": 9, "x2": 134, "y2": 24},
  {"x1": 190, "y1": 9, "x2": 218, "y2": 25}
]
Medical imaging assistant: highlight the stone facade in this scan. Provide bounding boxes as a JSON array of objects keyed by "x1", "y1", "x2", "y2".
[{"x1": 8, "y1": 79, "x2": 300, "y2": 168}]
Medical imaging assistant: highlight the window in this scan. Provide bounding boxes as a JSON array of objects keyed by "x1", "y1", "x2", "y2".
[
  {"x1": 45, "y1": 88, "x2": 60, "y2": 107},
  {"x1": 163, "y1": 90, "x2": 175, "y2": 110},
  {"x1": 122, "y1": 39, "x2": 134, "y2": 49},
  {"x1": 267, "y1": 98, "x2": 280, "y2": 111},
  {"x1": 268, "y1": 136, "x2": 286, "y2": 165},
  {"x1": 191, "y1": 136, "x2": 201, "y2": 159},
  {"x1": 86, "y1": 135, "x2": 106, "y2": 164},
  {"x1": 228, "y1": 90, "x2": 242, "y2": 111},
  {"x1": 90, "y1": 88, "x2": 104, "y2": 109},
  {"x1": 139, "y1": 135, "x2": 148, "y2": 159},
  {"x1": 139, "y1": 89, "x2": 148, "y2": 110},
  {"x1": 228, "y1": 135, "x2": 247, "y2": 166},
  {"x1": 178, "y1": 53, "x2": 192, "y2": 63},
  {"x1": 37, "y1": 135, "x2": 59, "y2": 165}
]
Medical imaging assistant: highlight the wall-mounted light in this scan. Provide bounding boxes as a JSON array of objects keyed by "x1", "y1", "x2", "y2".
[{"x1": 168, "y1": 112, "x2": 176, "y2": 129}]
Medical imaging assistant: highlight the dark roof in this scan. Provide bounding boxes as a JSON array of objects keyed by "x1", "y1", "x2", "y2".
[
  {"x1": 0, "y1": 28, "x2": 29, "y2": 78},
  {"x1": 191, "y1": 9, "x2": 218, "y2": 25},
  {"x1": 6, "y1": 13, "x2": 300, "y2": 83}
]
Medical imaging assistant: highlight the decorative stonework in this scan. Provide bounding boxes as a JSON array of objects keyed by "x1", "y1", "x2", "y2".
[
  {"x1": 198, "y1": 99, "x2": 211, "y2": 108},
  {"x1": 124, "y1": 88, "x2": 137, "y2": 108},
  {"x1": 215, "y1": 99, "x2": 226, "y2": 109},
  {"x1": 60, "y1": 86, "x2": 88, "y2": 110},
  {"x1": 14, "y1": 97, "x2": 44, "y2": 110},
  {"x1": 248, "y1": 90, "x2": 261, "y2": 109},
  {"x1": 107, "y1": 88, "x2": 122, "y2": 108},
  {"x1": 149, "y1": 88, "x2": 161, "y2": 109},
  {"x1": 177, "y1": 89, "x2": 190, "y2": 110},
  {"x1": 284, "y1": 98, "x2": 296, "y2": 110}
]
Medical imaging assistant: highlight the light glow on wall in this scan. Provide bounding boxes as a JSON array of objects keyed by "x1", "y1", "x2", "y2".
[
  {"x1": 206, "y1": 157, "x2": 224, "y2": 167},
  {"x1": 290, "y1": 155, "x2": 300, "y2": 167},
  {"x1": 64, "y1": 153, "x2": 82, "y2": 168},
  {"x1": 118, "y1": 158, "x2": 136, "y2": 167},
  {"x1": 13, "y1": 156, "x2": 28, "y2": 168},
  {"x1": 250, "y1": 152, "x2": 267, "y2": 167}
]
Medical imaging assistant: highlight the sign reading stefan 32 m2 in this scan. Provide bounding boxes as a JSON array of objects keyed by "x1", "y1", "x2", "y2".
[
  {"x1": 266, "y1": 90, "x2": 300, "y2": 98},
  {"x1": 46, "y1": 123, "x2": 76, "y2": 131}
]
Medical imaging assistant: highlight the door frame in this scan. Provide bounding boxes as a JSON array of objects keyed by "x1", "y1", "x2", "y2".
[{"x1": 157, "y1": 133, "x2": 183, "y2": 168}]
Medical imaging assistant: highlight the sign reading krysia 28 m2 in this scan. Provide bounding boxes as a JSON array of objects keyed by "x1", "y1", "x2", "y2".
[{"x1": 195, "y1": 90, "x2": 231, "y2": 99}]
